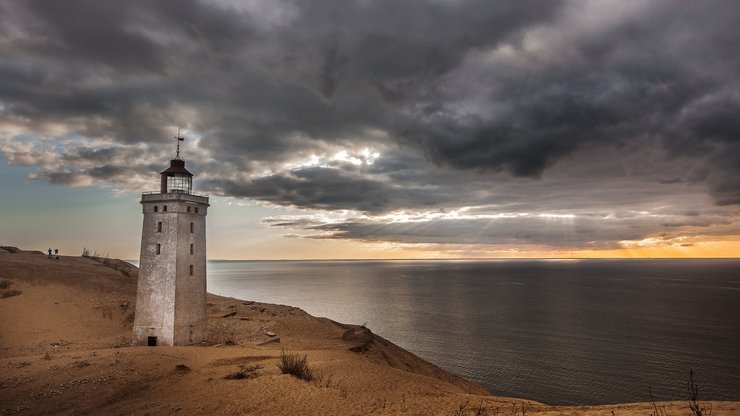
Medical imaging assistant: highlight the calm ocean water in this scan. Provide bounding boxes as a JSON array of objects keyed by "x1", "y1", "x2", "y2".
[{"x1": 204, "y1": 259, "x2": 740, "y2": 405}]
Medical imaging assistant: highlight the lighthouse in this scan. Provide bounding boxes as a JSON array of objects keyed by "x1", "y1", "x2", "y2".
[{"x1": 133, "y1": 135, "x2": 209, "y2": 346}]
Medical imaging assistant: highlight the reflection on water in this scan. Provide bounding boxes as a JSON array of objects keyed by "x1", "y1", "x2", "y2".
[{"x1": 207, "y1": 259, "x2": 740, "y2": 405}]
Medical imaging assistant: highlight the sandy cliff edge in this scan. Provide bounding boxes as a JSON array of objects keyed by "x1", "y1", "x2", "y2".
[{"x1": 1, "y1": 249, "x2": 738, "y2": 416}]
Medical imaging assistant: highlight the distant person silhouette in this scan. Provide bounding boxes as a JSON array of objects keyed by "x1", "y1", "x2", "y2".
[
  {"x1": 48, "y1": 248, "x2": 52, "y2": 259},
  {"x1": 54, "y1": 249, "x2": 59, "y2": 260}
]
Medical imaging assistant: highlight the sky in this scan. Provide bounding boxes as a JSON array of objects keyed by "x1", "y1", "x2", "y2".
[{"x1": 1, "y1": 0, "x2": 739, "y2": 260}]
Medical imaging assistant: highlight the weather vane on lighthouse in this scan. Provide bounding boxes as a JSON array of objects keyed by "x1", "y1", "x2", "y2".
[{"x1": 174, "y1": 128, "x2": 185, "y2": 160}]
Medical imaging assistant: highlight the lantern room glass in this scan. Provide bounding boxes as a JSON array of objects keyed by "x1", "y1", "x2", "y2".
[{"x1": 167, "y1": 173, "x2": 192, "y2": 193}]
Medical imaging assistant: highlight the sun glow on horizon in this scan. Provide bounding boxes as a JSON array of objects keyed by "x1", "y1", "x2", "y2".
[{"x1": 208, "y1": 235, "x2": 740, "y2": 260}]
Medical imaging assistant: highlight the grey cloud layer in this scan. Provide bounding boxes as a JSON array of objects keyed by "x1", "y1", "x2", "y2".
[
  {"x1": 264, "y1": 212, "x2": 738, "y2": 248},
  {"x1": 2, "y1": 0, "x2": 740, "y2": 249}
]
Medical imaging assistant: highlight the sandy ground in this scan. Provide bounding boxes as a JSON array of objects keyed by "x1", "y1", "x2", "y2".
[{"x1": 1, "y1": 249, "x2": 737, "y2": 416}]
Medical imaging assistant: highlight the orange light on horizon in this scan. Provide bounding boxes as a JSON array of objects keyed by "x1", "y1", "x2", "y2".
[{"x1": 329, "y1": 239, "x2": 740, "y2": 260}]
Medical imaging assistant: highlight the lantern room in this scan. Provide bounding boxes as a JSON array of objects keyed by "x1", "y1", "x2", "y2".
[{"x1": 160, "y1": 159, "x2": 193, "y2": 193}]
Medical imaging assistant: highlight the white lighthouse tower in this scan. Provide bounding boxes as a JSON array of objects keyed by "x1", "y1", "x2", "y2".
[{"x1": 133, "y1": 135, "x2": 209, "y2": 346}]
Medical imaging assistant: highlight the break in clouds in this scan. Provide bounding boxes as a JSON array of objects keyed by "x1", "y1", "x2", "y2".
[{"x1": 1, "y1": 0, "x2": 740, "y2": 251}]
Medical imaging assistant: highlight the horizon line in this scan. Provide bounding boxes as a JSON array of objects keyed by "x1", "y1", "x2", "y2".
[{"x1": 122, "y1": 256, "x2": 740, "y2": 262}]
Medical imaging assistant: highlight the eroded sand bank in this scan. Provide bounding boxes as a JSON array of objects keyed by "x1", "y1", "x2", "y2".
[{"x1": 1, "y1": 250, "x2": 736, "y2": 415}]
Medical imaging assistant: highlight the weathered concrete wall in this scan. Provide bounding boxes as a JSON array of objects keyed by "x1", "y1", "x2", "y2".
[
  {"x1": 173, "y1": 200, "x2": 208, "y2": 345},
  {"x1": 133, "y1": 193, "x2": 209, "y2": 346}
]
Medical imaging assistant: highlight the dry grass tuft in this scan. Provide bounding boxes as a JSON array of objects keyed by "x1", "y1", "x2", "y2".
[
  {"x1": 0, "y1": 279, "x2": 21, "y2": 298},
  {"x1": 224, "y1": 364, "x2": 262, "y2": 380},
  {"x1": 278, "y1": 350, "x2": 314, "y2": 381}
]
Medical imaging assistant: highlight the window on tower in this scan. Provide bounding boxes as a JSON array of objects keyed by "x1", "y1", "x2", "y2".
[
  {"x1": 157, "y1": 222, "x2": 162, "y2": 232},
  {"x1": 190, "y1": 243, "x2": 194, "y2": 255},
  {"x1": 163, "y1": 205, "x2": 167, "y2": 212},
  {"x1": 187, "y1": 206, "x2": 191, "y2": 213},
  {"x1": 190, "y1": 222, "x2": 194, "y2": 233},
  {"x1": 189, "y1": 265, "x2": 194, "y2": 276},
  {"x1": 153, "y1": 206, "x2": 158, "y2": 212},
  {"x1": 195, "y1": 207, "x2": 199, "y2": 214},
  {"x1": 156, "y1": 244, "x2": 161, "y2": 255}
]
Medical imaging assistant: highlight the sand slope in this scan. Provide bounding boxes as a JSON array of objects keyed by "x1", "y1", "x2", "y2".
[{"x1": 1, "y1": 250, "x2": 737, "y2": 416}]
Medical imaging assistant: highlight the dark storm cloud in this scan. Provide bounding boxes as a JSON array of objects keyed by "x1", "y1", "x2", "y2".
[
  {"x1": 394, "y1": 1, "x2": 740, "y2": 181},
  {"x1": 204, "y1": 167, "x2": 396, "y2": 212},
  {"x1": 2, "y1": 0, "x2": 740, "y2": 249},
  {"x1": 45, "y1": 165, "x2": 131, "y2": 185},
  {"x1": 673, "y1": 92, "x2": 740, "y2": 205},
  {"x1": 201, "y1": 152, "x2": 459, "y2": 213},
  {"x1": 0, "y1": 0, "x2": 562, "y2": 152}
]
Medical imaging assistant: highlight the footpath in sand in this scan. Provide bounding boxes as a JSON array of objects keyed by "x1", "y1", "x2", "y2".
[{"x1": 1, "y1": 248, "x2": 738, "y2": 416}]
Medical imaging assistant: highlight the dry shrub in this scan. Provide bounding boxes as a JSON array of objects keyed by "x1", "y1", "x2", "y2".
[
  {"x1": 1, "y1": 289, "x2": 22, "y2": 298},
  {"x1": 649, "y1": 371, "x2": 713, "y2": 416},
  {"x1": 688, "y1": 370, "x2": 712, "y2": 416},
  {"x1": 278, "y1": 350, "x2": 314, "y2": 381},
  {"x1": 0, "y1": 279, "x2": 21, "y2": 299},
  {"x1": 224, "y1": 364, "x2": 262, "y2": 380}
]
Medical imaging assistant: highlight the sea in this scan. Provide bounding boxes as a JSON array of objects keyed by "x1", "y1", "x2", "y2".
[{"x1": 204, "y1": 259, "x2": 740, "y2": 406}]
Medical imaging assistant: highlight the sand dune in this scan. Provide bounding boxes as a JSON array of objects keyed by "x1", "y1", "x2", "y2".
[{"x1": 1, "y1": 249, "x2": 737, "y2": 415}]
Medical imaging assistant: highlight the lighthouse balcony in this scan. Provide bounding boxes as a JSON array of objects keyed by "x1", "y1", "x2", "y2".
[{"x1": 141, "y1": 191, "x2": 210, "y2": 206}]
